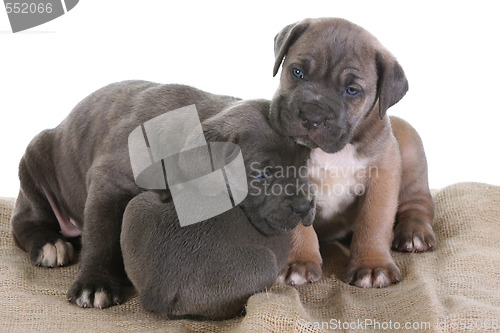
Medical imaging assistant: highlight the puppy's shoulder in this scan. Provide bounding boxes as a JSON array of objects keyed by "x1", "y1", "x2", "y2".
[
  {"x1": 217, "y1": 99, "x2": 271, "y2": 124},
  {"x1": 238, "y1": 99, "x2": 271, "y2": 118}
]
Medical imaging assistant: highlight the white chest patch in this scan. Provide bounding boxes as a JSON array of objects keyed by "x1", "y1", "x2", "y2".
[{"x1": 307, "y1": 144, "x2": 374, "y2": 220}]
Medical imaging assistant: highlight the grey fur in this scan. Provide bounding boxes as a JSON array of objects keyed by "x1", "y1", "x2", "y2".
[{"x1": 10, "y1": 81, "x2": 314, "y2": 315}]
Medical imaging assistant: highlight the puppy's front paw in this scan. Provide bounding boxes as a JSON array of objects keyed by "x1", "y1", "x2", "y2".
[
  {"x1": 278, "y1": 260, "x2": 322, "y2": 286},
  {"x1": 35, "y1": 239, "x2": 74, "y2": 267},
  {"x1": 392, "y1": 218, "x2": 435, "y2": 253},
  {"x1": 67, "y1": 274, "x2": 123, "y2": 309},
  {"x1": 346, "y1": 261, "x2": 401, "y2": 288}
]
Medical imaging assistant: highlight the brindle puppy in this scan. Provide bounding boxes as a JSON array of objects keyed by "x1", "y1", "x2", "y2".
[{"x1": 271, "y1": 18, "x2": 435, "y2": 288}]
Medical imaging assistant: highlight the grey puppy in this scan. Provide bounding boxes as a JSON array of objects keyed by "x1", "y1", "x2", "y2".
[
  {"x1": 11, "y1": 81, "x2": 314, "y2": 309},
  {"x1": 121, "y1": 99, "x2": 313, "y2": 319}
]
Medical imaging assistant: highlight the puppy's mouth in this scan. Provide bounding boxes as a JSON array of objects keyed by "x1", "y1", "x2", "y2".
[
  {"x1": 293, "y1": 136, "x2": 319, "y2": 149},
  {"x1": 258, "y1": 208, "x2": 315, "y2": 236},
  {"x1": 257, "y1": 218, "x2": 299, "y2": 236},
  {"x1": 252, "y1": 214, "x2": 310, "y2": 237},
  {"x1": 293, "y1": 131, "x2": 349, "y2": 154}
]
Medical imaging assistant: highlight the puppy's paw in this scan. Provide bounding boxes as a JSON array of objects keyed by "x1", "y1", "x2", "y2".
[
  {"x1": 35, "y1": 239, "x2": 74, "y2": 267},
  {"x1": 392, "y1": 218, "x2": 436, "y2": 253},
  {"x1": 67, "y1": 275, "x2": 123, "y2": 309},
  {"x1": 278, "y1": 261, "x2": 322, "y2": 286},
  {"x1": 346, "y1": 261, "x2": 401, "y2": 288}
]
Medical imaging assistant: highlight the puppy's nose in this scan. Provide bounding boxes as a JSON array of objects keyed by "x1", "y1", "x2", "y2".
[
  {"x1": 299, "y1": 108, "x2": 326, "y2": 130},
  {"x1": 290, "y1": 199, "x2": 313, "y2": 217}
]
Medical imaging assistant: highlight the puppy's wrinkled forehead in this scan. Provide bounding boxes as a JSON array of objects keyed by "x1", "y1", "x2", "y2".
[{"x1": 286, "y1": 19, "x2": 379, "y2": 77}]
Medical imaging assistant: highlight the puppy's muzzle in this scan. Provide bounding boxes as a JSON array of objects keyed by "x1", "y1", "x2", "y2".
[
  {"x1": 290, "y1": 197, "x2": 313, "y2": 218},
  {"x1": 289, "y1": 196, "x2": 314, "y2": 227},
  {"x1": 298, "y1": 103, "x2": 328, "y2": 130}
]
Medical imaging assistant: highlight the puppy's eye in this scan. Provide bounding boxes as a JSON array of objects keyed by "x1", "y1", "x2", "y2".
[
  {"x1": 252, "y1": 168, "x2": 273, "y2": 180},
  {"x1": 345, "y1": 87, "x2": 359, "y2": 96},
  {"x1": 292, "y1": 68, "x2": 304, "y2": 79}
]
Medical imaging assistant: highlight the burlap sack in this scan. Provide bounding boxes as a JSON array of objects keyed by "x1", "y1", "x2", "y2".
[{"x1": 1, "y1": 182, "x2": 499, "y2": 332}]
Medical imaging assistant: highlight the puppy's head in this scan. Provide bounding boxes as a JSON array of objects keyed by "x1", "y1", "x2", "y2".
[
  {"x1": 202, "y1": 101, "x2": 315, "y2": 236},
  {"x1": 270, "y1": 18, "x2": 408, "y2": 153}
]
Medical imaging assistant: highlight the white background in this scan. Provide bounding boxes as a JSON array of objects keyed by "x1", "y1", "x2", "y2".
[{"x1": 1, "y1": 0, "x2": 499, "y2": 198}]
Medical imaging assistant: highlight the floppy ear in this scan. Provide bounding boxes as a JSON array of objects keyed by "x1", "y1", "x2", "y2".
[
  {"x1": 375, "y1": 52, "x2": 409, "y2": 119},
  {"x1": 273, "y1": 20, "x2": 310, "y2": 77}
]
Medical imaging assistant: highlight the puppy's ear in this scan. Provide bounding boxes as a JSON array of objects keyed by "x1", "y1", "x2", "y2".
[
  {"x1": 273, "y1": 20, "x2": 310, "y2": 77},
  {"x1": 375, "y1": 52, "x2": 409, "y2": 119}
]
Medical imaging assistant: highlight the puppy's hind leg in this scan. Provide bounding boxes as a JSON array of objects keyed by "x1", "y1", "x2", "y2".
[
  {"x1": 390, "y1": 116, "x2": 436, "y2": 253},
  {"x1": 11, "y1": 158, "x2": 75, "y2": 268}
]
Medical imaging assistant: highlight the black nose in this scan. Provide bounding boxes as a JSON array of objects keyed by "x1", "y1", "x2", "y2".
[
  {"x1": 299, "y1": 107, "x2": 326, "y2": 130},
  {"x1": 290, "y1": 199, "x2": 313, "y2": 217}
]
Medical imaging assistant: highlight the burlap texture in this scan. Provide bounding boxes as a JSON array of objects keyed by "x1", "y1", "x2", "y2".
[{"x1": 1, "y1": 182, "x2": 499, "y2": 332}]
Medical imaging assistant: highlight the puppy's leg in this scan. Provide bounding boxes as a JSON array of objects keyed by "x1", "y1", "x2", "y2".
[
  {"x1": 390, "y1": 116, "x2": 435, "y2": 252},
  {"x1": 11, "y1": 157, "x2": 75, "y2": 268},
  {"x1": 278, "y1": 224, "x2": 322, "y2": 285},
  {"x1": 346, "y1": 145, "x2": 401, "y2": 288},
  {"x1": 67, "y1": 171, "x2": 133, "y2": 309}
]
